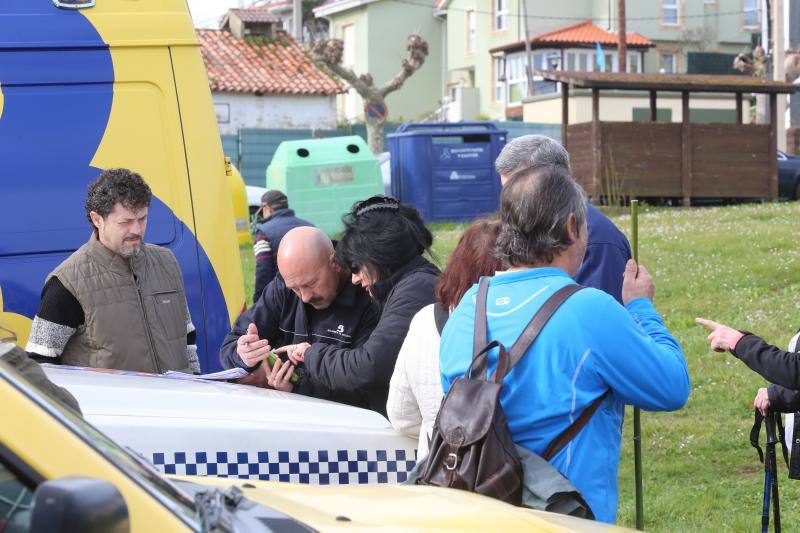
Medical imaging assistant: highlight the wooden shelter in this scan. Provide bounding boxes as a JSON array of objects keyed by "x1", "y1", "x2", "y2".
[{"x1": 542, "y1": 71, "x2": 798, "y2": 204}]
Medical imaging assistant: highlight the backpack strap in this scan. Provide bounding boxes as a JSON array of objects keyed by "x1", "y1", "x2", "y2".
[
  {"x1": 541, "y1": 390, "x2": 610, "y2": 462},
  {"x1": 472, "y1": 277, "x2": 491, "y2": 359},
  {"x1": 507, "y1": 284, "x2": 585, "y2": 370},
  {"x1": 433, "y1": 302, "x2": 449, "y2": 336}
]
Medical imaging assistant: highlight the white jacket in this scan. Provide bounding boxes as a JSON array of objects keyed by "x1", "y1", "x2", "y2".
[{"x1": 386, "y1": 304, "x2": 444, "y2": 458}]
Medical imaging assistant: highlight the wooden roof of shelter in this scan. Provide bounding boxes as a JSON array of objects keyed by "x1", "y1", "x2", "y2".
[{"x1": 540, "y1": 70, "x2": 799, "y2": 94}]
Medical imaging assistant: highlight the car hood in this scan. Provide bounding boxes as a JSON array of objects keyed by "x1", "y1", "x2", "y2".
[{"x1": 173, "y1": 475, "x2": 631, "y2": 532}]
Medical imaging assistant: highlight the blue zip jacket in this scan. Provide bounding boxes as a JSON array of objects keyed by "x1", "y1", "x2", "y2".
[{"x1": 439, "y1": 268, "x2": 689, "y2": 524}]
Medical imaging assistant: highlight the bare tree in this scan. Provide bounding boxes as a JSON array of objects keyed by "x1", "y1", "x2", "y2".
[
  {"x1": 786, "y1": 48, "x2": 800, "y2": 82},
  {"x1": 680, "y1": 26, "x2": 715, "y2": 52},
  {"x1": 733, "y1": 46, "x2": 767, "y2": 78},
  {"x1": 311, "y1": 35, "x2": 429, "y2": 153}
]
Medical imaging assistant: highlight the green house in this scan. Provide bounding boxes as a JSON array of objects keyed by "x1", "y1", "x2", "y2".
[{"x1": 266, "y1": 136, "x2": 383, "y2": 236}]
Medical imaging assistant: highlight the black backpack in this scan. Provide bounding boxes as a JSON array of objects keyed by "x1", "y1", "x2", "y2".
[{"x1": 416, "y1": 277, "x2": 604, "y2": 508}]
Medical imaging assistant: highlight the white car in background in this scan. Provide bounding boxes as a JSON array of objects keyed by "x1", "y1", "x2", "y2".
[{"x1": 44, "y1": 365, "x2": 417, "y2": 486}]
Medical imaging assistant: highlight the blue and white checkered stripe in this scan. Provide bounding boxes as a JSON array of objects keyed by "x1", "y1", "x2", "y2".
[{"x1": 152, "y1": 449, "x2": 417, "y2": 485}]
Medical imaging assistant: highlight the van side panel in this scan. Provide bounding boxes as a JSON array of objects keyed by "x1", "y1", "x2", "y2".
[{"x1": 168, "y1": 46, "x2": 246, "y2": 370}]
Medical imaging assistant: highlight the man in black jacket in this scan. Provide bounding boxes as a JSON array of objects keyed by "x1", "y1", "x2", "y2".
[
  {"x1": 220, "y1": 227, "x2": 380, "y2": 407},
  {"x1": 252, "y1": 190, "x2": 314, "y2": 301}
]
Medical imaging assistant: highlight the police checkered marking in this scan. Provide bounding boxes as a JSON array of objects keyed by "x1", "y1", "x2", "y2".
[{"x1": 151, "y1": 449, "x2": 417, "y2": 484}]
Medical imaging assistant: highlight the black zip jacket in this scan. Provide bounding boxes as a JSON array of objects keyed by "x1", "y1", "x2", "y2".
[
  {"x1": 731, "y1": 330, "x2": 800, "y2": 478},
  {"x1": 219, "y1": 275, "x2": 379, "y2": 391},
  {"x1": 299, "y1": 256, "x2": 440, "y2": 415}
]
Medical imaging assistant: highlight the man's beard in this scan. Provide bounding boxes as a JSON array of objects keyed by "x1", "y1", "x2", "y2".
[{"x1": 119, "y1": 239, "x2": 142, "y2": 258}]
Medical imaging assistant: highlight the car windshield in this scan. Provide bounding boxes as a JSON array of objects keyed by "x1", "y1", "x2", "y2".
[{"x1": 0, "y1": 338, "x2": 201, "y2": 530}]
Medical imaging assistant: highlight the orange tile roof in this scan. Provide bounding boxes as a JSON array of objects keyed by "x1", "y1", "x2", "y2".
[
  {"x1": 490, "y1": 20, "x2": 654, "y2": 54},
  {"x1": 197, "y1": 29, "x2": 341, "y2": 96},
  {"x1": 536, "y1": 20, "x2": 653, "y2": 47}
]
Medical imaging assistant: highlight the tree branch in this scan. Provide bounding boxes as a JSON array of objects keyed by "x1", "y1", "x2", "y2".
[
  {"x1": 311, "y1": 39, "x2": 378, "y2": 100},
  {"x1": 377, "y1": 34, "x2": 429, "y2": 99}
]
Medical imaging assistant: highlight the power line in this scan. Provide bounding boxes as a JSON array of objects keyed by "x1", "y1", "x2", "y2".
[{"x1": 390, "y1": 0, "x2": 755, "y2": 24}]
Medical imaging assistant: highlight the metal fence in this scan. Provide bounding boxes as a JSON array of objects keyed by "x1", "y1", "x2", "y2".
[{"x1": 223, "y1": 122, "x2": 562, "y2": 188}]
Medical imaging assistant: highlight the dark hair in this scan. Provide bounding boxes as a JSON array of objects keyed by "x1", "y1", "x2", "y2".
[
  {"x1": 85, "y1": 168, "x2": 152, "y2": 230},
  {"x1": 436, "y1": 218, "x2": 501, "y2": 310},
  {"x1": 495, "y1": 164, "x2": 586, "y2": 267},
  {"x1": 336, "y1": 195, "x2": 433, "y2": 282}
]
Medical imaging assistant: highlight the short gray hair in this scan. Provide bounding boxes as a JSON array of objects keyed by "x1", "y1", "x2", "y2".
[
  {"x1": 495, "y1": 164, "x2": 586, "y2": 267},
  {"x1": 494, "y1": 135, "x2": 571, "y2": 176}
]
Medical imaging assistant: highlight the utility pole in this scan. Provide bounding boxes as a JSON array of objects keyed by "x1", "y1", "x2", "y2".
[
  {"x1": 521, "y1": 0, "x2": 535, "y2": 96},
  {"x1": 774, "y1": 0, "x2": 787, "y2": 150},
  {"x1": 617, "y1": 0, "x2": 627, "y2": 72},
  {"x1": 292, "y1": 0, "x2": 302, "y2": 41}
]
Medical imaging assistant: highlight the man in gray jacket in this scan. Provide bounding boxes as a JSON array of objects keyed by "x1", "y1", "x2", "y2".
[{"x1": 26, "y1": 168, "x2": 199, "y2": 374}]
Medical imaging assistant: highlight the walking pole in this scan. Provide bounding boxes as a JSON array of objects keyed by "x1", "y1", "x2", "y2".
[
  {"x1": 766, "y1": 412, "x2": 781, "y2": 532},
  {"x1": 631, "y1": 199, "x2": 644, "y2": 530}
]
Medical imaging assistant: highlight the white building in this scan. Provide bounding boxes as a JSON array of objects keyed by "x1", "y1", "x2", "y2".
[{"x1": 198, "y1": 6, "x2": 340, "y2": 133}]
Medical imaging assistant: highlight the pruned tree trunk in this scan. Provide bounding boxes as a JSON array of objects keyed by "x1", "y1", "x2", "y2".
[
  {"x1": 312, "y1": 34, "x2": 429, "y2": 154},
  {"x1": 366, "y1": 120, "x2": 386, "y2": 153}
]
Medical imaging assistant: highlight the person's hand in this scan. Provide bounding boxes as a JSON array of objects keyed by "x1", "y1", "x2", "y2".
[
  {"x1": 236, "y1": 323, "x2": 271, "y2": 368},
  {"x1": 235, "y1": 363, "x2": 269, "y2": 388},
  {"x1": 695, "y1": 318, "x2": 745, "y2": 353},
  {"x1": 754, "y1": 387, "x2": 771, "y2": 416},
  {"x1": 274, "y1": 342, "x2": 311, "y2": 365},
  {"x1": 267, "y1": 358, "x2": 295, "y2": 392},
  {"x1": 621, "y1": 260, "x2": 655, "y2": 304}
]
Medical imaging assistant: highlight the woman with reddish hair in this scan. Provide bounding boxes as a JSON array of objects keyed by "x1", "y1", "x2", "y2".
[{"x1": 386, "y1": 218, "x2": 501, "y2": 457}]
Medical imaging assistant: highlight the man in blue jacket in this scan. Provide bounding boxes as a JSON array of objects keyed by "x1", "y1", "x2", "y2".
[
  {"x1": 439, "y1": 164, "x2": 690, "y2": 523},
  {"x1": 252, "y1": 190, "x2": 314, "y2": 301},
  {"x1": 495, "y1": 135, "x2": 631, "y2": 303}
]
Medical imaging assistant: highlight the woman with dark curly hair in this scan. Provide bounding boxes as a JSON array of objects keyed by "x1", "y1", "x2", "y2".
[{"x1": 283, "y1": 196, "x2": 440, "y2": 415}]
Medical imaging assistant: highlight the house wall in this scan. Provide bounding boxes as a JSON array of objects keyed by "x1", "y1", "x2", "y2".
[
  {"x1": 445, "y1": 0, "x2": 758, "y2": 120},
  {"x1": 616, "y1": 0, "x2": 756, "y2": 74},
  {"x1": 522, "y1": 90, "x2": 750, "y2": 125},
  {"x1": 212, "y1": 92, "x2": 337, "y2": 134},
  {"x1": 324, "y1": 1, "x2": 443, "y2": 124}
]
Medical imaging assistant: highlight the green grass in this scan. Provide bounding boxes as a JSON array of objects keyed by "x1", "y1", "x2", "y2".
[{"x1": 239, "y1": 202, "x2": 800, "y2": 530}]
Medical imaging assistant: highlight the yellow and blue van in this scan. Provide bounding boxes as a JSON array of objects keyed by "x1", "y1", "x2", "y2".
[{"x1": 0, "y1": 0, "x2": 245, "y2": 371}]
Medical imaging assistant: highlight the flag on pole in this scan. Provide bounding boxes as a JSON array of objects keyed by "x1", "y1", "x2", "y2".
[{"x1": 595, "y1": 42, "x2": 606, "y2": 72}]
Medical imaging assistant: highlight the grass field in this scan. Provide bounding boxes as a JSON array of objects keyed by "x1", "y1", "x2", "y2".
[{"x1": 240, "y1": 201, "x2": 800, "y2": 530}]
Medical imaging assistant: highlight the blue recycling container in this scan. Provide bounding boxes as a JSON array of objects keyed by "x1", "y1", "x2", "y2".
[{"x1": 388, "y1": 122, "x2": 507, "y2": 222}]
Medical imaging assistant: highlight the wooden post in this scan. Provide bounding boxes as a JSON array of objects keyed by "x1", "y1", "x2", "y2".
[
  {"x1": 735, "y1": 92, "x2": 743, "y2": 125},
  {"x1": 681, "y1": 91, "x2": 692, "y2": 206},
  {"x1": 770, "y1": 92, "x2": 778, "y2": 199},
  {"x1": 649, "y1": 90, "x2": 657, "y2": 122},
  {"x1": 617, "y1": 0, "x2": 627, "y2": 73},
  {"x1": 561, "y1": 82, "x2": 569, "y2": 149},
  {"x1": 592, "y1": 88, "x2": 601, "y2": 198}
]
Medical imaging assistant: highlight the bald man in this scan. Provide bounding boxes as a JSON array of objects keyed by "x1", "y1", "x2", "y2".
[{"x1": 219, "y1": 228, "x2": 380, "y2": 403}]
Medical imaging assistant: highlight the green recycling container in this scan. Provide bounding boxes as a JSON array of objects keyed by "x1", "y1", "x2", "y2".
[{"x1": 266, "y1": 135, "x2": 383, "y2": 236}]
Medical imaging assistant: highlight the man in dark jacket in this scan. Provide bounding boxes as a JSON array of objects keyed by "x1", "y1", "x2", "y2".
[
  {"x1": 495, "y1": 135, "x2": 631, "y2": 303},
  {"x1": 252, "y1": 190, "x2": 314, "y2": 301},
  {"x1": 220, "y1": 227, "x2": 380, "y2": 407}
]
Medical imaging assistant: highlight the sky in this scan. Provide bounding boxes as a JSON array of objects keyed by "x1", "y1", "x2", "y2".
[{"x1": 187, "y1": 0, "x2": 261, "y2": 29}]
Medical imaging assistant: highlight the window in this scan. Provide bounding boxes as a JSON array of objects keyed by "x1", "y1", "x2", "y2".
[
  {"x1": 743, "y1": 0, "x2": 759, "y2": 28},
  {"x1": 342, "y1": 24, "x2": 355, "y2": 66},
  {"x1": 493, "y1": 0, "x2": 508, "y2": 31},
  {"x1": 493, "y1": 56, "x2": 505, "y2": 101},
  {"x1": 344, "y1": 88, "x2": 357, "y2": 121},
  {"x1": 505, "y1": 54, "x2": 528, "y2": 104},
  {"x1": 660, "y1": 51, "x2": 677, "y2": 73},
  {"x1": 604, "y1": 53, "x2": 614, "y2": 72},
  {"x1": 467, "y1": 10, "x2": 476, "y2": 54},
  {"x1": 627, "y1": 52, "x2": 641, "y2": 73},
  {"x1": 662, "y1": 0, "x2": 679, "y2": 25}
]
